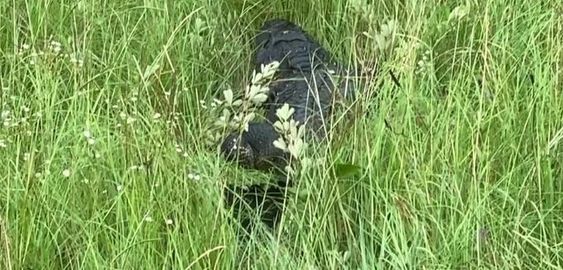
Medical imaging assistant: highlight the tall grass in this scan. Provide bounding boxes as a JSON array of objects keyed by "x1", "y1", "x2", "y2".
[{"x1": 0, "y1": 0, "x2": 561, "y2": 268}]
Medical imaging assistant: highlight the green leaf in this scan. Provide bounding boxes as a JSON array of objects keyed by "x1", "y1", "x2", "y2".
[
  {"x1": 276, "y1": 103, "x2": 294, "y2": 120},
  {"x1": 243, "y1": 112, "x2": 255, "y2": 123},
  {"x1": 288, "y1": 139, "x2": 304, "y2": 159},
  {"x1": 231, "y1": 99, "x2": 243, "y2": 106},
  {"x1": 143, "y1": 63, "x2": 160, "y2": 80},
  {"x1": 273, "y1": 138, "x2": 287, "y2": 151},
  {"x1": 223, "y1": 89, "x2": 233, "y2": 105},
  {"x1": 252, "y1": 72, "x2": 263, "y2": 84},
  {"x1": 273, "y1": 121, "x2": 284, "y2": 133},
  {"x1": 334, "y1": 163, "x2": 363, "y2": 178},
  {"x1": 251, "y1": 93, "x2": 268, "y2": 104},
  {"x1": 247, "y1": 85, "x2": 261, "y2": 99}
]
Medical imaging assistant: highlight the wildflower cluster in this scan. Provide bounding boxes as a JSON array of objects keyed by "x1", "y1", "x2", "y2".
[
  {"x1": 416, "y1": 3, "x2": 473, "y2": 76},
  {"x1": 204, "y1": 61, "x2": 280, "y2": 145},
  {"x1": 415, "y1": 49, "x2": 433, "y2": 75},
  {"x1": 349, "y1": 1, "x2": 399, "y2": 59},
  {"x1": 15, "y1": 36, "x2": 84, "y2": 68},
  {"x1": 448, "y1": 4, "x2": 471, "y2": 24},
  {"x1": 142, "y1": 212, "x2": 174, "y2": 226},
  {"x1": 348, "y1": 0, "x2": 377, "y2": 23},
  {"x1": 0, "y1": 103, "x2": 38, "y2": 149},
  {"x1": 272, "y1": 104, "x2": 308, "y2": 175},
  {"x1": 362, "y1": 19, "x2": 399, "y2": 58}
]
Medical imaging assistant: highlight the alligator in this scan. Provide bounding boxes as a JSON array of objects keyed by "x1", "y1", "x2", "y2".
[
  {"x1": 220, "y1": 71, "x2": 336, "y2": 172},
  {"x1": 220, "y1": 19, "x2": 358, "y2": 237},
  {"x1": 221, "y1": 19, "x2": 357, "y2": 171}
]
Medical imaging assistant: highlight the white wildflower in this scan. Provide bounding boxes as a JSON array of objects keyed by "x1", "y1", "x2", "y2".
[
  {"x1": 83, "y1": 129, "x2": 96, "y2": 145},
  {"x1": 49, "y1": 40, "x2": 62, "y2": 54},
  {"x1": 187, "y1": 172, "x2": 201, "y2": 181},
  {"x1": 449, "y1": 4, "x2": 470, "y2": 21},
  {"x1": 126, "y1": 116, "x2": 136, "y2": 125},
  {"x1": 1, "y1": 110, "x2": 10, "y2": 119},
  {"x1": 144, "y1": 215, "x2": 153, "y2": 222}
]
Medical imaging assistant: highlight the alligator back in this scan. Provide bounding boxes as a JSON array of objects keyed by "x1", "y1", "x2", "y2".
[
  {"x1": 265, "y1": 71, "x2": 335, "y2": 140},
  {"x1": 254, "y1": 19, "x2": 338, "y2": 74},
  {"x1": 255, "y1": 19, "x2": 357, "y2": 100}
]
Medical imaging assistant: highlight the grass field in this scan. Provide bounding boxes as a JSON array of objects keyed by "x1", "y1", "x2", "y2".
[{"x1": 1, "y1": 0, "x2": 562, "y2": 269}]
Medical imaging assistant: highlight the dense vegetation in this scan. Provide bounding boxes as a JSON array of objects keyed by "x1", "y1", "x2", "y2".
[{"x1": 0, "y1": 0, "x2": 561, "y2": 268}]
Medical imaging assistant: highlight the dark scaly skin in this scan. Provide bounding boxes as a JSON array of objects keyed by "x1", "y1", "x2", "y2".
[
  {"x1": 220, "y1": 71, "x2": 335, "y2": 172},
  {"x1": 220, "y1": 75, "x2": 334, "y2": 238},
  {"x1": 254, "y1": 19, "x2": 338, "y2": 74},
  {"x1": 221, "y1": 19, "x2": 345, "y2": 170},
  {"x1": 265, "y1": 71, "x2": 335, "y2": 139},
  {"x1": 254, "y1": 19, "x2": 356, "y2": 99},
  {"x1": 223, "y1": 175, "x2": 288, "y2": 237},
  {"x1": 221, "y1": 19, "x2": 351, "y2": 236},
  {"x1": 220, "y1": 122, "x2": 288, "y2": 172}
]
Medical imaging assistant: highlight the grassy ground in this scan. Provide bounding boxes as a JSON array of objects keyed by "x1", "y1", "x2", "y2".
[{"x1": 1, "y1": 0, "x2": 562, "y2": 269}]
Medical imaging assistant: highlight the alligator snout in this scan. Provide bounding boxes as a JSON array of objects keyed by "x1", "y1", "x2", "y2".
[{"x1": 220, "y1": 132, "x2": 256, "y2": 169}]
